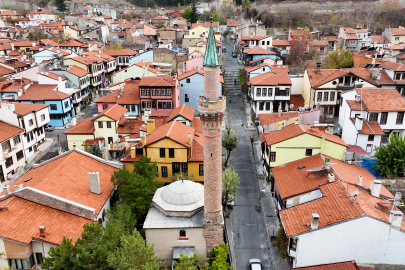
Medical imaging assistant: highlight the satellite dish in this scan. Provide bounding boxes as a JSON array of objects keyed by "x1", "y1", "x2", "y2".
[
  {"x1": 116, "y1": 137, "x2": 120, "y2": 143},
  {"x1": 113, "y1": 144, "x2": 118, "y2": 148},
  {"x1": 289, "y1": 104, "x2": 294, "y2": 109},
  {"x1": 119, "y1": 143, "x2": 125, "y2": 147},
  {"x1": 394, "y1": 192, "x2": 402, "y2": 206}
]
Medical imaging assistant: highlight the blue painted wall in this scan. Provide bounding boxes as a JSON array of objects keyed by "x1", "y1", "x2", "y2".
[
  {"x1": 0, "y1": 92, "x2": 19, "y2": 101},
  {"x1": 129, "y1": 50, "x2": 154, "y2": 65}
]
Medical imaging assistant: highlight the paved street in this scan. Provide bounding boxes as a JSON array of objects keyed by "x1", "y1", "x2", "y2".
[{"x1": 222, "y1": 42, "x2": 290, "y2": 270}]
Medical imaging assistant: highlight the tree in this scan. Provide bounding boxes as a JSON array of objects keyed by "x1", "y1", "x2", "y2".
[
  {"x1": 171, "y1": 172, "x2": 194, "y2": 182},
  {"x1": 212, "y1": 12, "x2": 220, "y2": 22},
  {"x1": 27, "y1": 31, "x2": 48, "y2": 41},
  {"x1": 222, "y1": 168, "x2": 240, "y2": 205},
  {"x1": 91, "y1": 143, "x2": 103, "y2": 158},
  {"x1": 107, "y1": 231, "x2": 162, "y2": 270},
  {"x1": 323, "y1": 47, "x2": 354, "y2": 69},
  {"x1": 181, "y1": 6, "x2": 193, "y2": 20},
  {"x1": 174, "y1": 252, "x2": 210, "y2": 270},
  {"x1": 374, "y1": 133, "x2": 405, "y2": 177},
  {"x1": 41, "y1": 237, "x2": 77, "y2": 269},
  {"x1": 111, "y1": 156, "x2": 163, "y2": 220},
  {"x1": 105, "y1": 44, "x2": 123, "y2": 50},
  {"x1": 211, "y1": 243, "x2": 231, "y2": 270},
  {"x1": 0, "y1": 253, "x2": 11, "y2": 270},
  {"x1": 238, "y1": 69, "x2": 248, "y2": 96},
  {"x1": 275, "y1": 222, "x2": 288, "y2": 258},
  {"x1": 222, "y1": 126, "x2": 238, "y2": 167},
  {"x1": 182, "y1": 3, "x2": 199, "y2": 23},
  {"x1": 54, "y1": 0, "x2": 67, "y2": 13}
]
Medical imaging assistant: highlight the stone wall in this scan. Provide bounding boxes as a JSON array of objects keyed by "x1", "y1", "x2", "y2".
[{"x1": 378, "y1": 177, "x2": 405, "y2": 195}]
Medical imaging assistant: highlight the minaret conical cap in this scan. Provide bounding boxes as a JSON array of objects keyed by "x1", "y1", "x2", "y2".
[{"x1": 203, "y1": 22, "x2": 220, "y2": 67}]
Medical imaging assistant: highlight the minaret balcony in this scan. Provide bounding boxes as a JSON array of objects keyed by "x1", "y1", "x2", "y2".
[{"x1": 197, "y1": 96, "x2": 226, "y2": 114}]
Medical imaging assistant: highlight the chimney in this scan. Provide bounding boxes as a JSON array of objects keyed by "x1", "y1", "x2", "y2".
[
  {"x1": 277, "y1": 122, "x2": 282, "y2": 130},
  {"x1": 14, "y1": 184, "x2": 23, "y2": 192},
  {"x1": 103, "y1": 147, "x2": 109, "y2": 161},
  {"x1": 328, "y1": 172, "x2": 335, "y2": 182},
  {"x1": 130, "y1": 146, "x2": 136, "y2": 158},
  {"x1": 141, "y1": 135, "x2": 147, "y2": 146},
  {"x1": 39, "y1": 226, "x2": 47, "y2": 237},
  {"x1": 357, "y1": 176, "x2": 363, "y2": 186},
  {"x1": 355, "y1": 116, "x2": 364, "y2": 131},
  {"x1": 311, "y1": 213, "x2": 320, "y2": 230},
  {"x1": 188, "y1": 132, "x2": 192, "y2": 145},
  {"x1": 389, "y1": 210, "x2": 403, "y2": 229},
  {"x1": 355, "y1": 95, "x2": 361, "y2": 103},
  {"x1": 370, "y1": 180, "x2": 382, "y2": 198},
  {"x1": 72, "y1": 143, "x2": 77, "y2": 150},
  {"x1": 3, "y1": 185, "x2": 10, "y2": 196},
  {"x1": 88, "y1": 172, "x2": 101, "y2": 194},
  {"x1": 146, "y1": 119, "x2": 155, "y2": 134},
  {"x1": 324, "y1": 157, "x2": 331, "y2": 170},
  {"x1": 372, "y1": 58, "x2": 375, "y2": 64}
]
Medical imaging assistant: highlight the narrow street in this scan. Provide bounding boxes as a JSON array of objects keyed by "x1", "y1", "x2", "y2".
[{"x1": 222, "y1": 43, "x2": 290, "y2": 270}]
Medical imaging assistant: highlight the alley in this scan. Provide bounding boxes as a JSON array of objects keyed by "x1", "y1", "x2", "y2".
[{"x1": 222, "y1": 43, "x2": 289, "y2": 270}]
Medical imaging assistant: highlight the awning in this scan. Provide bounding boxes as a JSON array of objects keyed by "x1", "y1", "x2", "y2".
[
  {"x1": 346, "y1": 144, "x2": 368, "y2": 155},
  {"x1": 173, "y1": 247, "x2": 195, "y2": 260}
]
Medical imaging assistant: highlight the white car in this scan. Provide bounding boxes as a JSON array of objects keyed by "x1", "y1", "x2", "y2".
[{"x1": 249, "y1": 258, "x2": 262, "y2": 270}]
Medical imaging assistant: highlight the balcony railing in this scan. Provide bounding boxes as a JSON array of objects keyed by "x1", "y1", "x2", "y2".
[{"x1": 337, "y1": 83, "x2": 354, "y2": 89}]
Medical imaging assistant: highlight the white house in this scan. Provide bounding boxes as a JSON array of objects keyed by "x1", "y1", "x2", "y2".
[
  {"x1": 0, "y1": 102, "x2": 50, "y2": 159},
  {"x1": 280, "y1": 179, "x2": 405, "y2": 268},
  {"x1": 241, "y1": 35, "x2": 273, "y2": 50},
  {"x1": 0, "y1": 121, "x2": 24, "y2": 183},
  {"x1": 339, "y1": 87, "x2": 405, "y2": 156},
  {"x1": 249, "y1": 66, "x2": 292, "y2": 114}
]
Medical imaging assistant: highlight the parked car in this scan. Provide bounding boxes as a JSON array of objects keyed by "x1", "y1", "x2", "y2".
[
  {"x1": 248, "y1": 258, "x2": 262, "y2": 270},
  {"x1": 232, "y1": 51, "x2": 237, "y2": 58},
  {"x1": 45, "y1": 125, "x2": 54, "y2": 132},
  {"x1": 222, "y1": 47, "x2": 227, "y2": 52}
]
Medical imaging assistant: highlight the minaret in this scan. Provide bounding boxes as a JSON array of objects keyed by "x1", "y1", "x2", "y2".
[{"x1": 199, "y1": 22, "x2": 226, "y2": 255}]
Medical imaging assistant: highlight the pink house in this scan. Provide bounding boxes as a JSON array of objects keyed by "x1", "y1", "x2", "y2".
[{"x1": 102, "y1": 15, "x2": 113, "y2": 27}]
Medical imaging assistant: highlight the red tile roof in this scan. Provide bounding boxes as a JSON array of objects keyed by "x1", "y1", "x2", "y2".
[
  {"x1": 264, "y1": 124, "x2": 347, "y2": 147},
  {"x1": 65, "y1": 65, "x2": 89, "y2": 77},
  {"x1": 349, "y1": 118, "x2": 384, "y2": 135},
  {"x1": 0, "y1": 65, "x2": 14, "y2": 76},
  {"x1": 258, "y1": 112, "x2": 299, "y2": 126},
  {"x1": 244, "y1": 46, "x2": 277, "y2": 55},
  {"x1": 3, "y1": 151, "x2": 119, "y2": 212},
  {"x1": 146, "y1": 120, "x2": 195, "y2": 147},
  {"x1": 38, "y1": 71, "x2": 67, "y2": 81},
  {"x1": 191, "y1": 117, "x2": 202, "y2": 133},
  {"x1": 0, "y1": 196, "x2": 90, "y2": 245},
  {"x1": 0, "y1": 102, "x2": 49, "y2": 116},
  {"x1": 0, "y1": 121, "x2": 23, "y2": 143},
  {"x1": 290, "y1": 95, "x2": 305, "y2": 110},
  {"x1": 356, "y1": 87, "x2": 405, "y2": 112},
  {"x1": 272, "y1": 40, "x2": 290, "y2": 46},
  {"x1": 280, "y1": 181, "x2": 363, "y2": 236},
  {"x1": 103, "y1": 49, "x2": 137, "y2": 57},
  {"x1": 95, "y1": 81, "x2": 140, "y2": 105},
  {"x1": 95, "y1": 104, "x2": 128, "y2": 121},
  {"x1": 309, "y1": 40, "x2": 328, "y2": 46},
  {"x1": 244, "y1": 63, "x2": 271, "y2": 73},
  {"x1": 389, "y1": 28, "x2": 405, "y2": 35},
  {"x1": 17, "y1": 82, "x2": 70, "y2": 101},
  {"x1": 242, "y1": 35, "x2": 271, "y2": 41},
  {"x1": 139, "y1": 76, "x2": 176, "y2": 87},
  {"x1": 249, "y1": 67, "x2": 291, "y2": 86},
  {"x1": 188, "y1": 132, "x2": 203, "y2": 162},
  {"x1": 369, "y1": 35, "x2": 390, "y2": 44},
  {"x1": 227, "y1": 19, "x2": 245, "y2": 27},
  {"x1": 168, "y1": 104, "x2": 195, "y2": 122},
  {"x1": 345, "y1": 34, "x2": 358, "y2": 40},
  {"x1": 293, "y1": 261, "x2": 359, "y2": 269},
  {"x1": 379, "y1": 61, "x2": 405, "y2": 71},
  {"x1": 64, "y1": 117, "x2": 95, "y2": 135}
]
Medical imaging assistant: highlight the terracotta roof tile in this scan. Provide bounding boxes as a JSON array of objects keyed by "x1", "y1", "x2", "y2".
[
  {"x1": 188, "y1": 132, "x2": 203, "y2": 161},
  {"x1": 17, "y1": 82, "x2": 70, "y2": 101},
  {"x1": 0, "y1": 102, "x2": 49, "y2": 116},
  {"x1": 0, "y1": 196, "x2": 90, "y2": 245},
  {"x1": 244, "y1": 63, "x2": 271, "y2": 73},
  {"x1": 139, "y1": 76, "x2": 176, "y2": 87},
  {"x1": 272, "y1": 40, "x2": 290, "y2": 46},
  {"x1": 290, "y1": 95, "x2": 305, "y2": 110},
  {"x1": 191, "y1": 117, "x2": 202, "y2": 133},
  {"x1": 346, "y1": 100, "x2": 363, "y2": 110},
  {"x1": 103, "y1": 49, "x2": 137, "y2": 57},
  {"x1": 345, "y1": 34, "x2": 358, "y2": 40},
  {"x1": 65, "y1": 65, "x2": 89, "y2": 77},
  {"x1": 242, "y1": 35, "x2": 271, "y2": 41},
  {"x1": 63, "y1": 117, "x2": 95, "y2": 134},
  {"x1": 249, "y1": 67, "x2": 291, "y2": 86},
  {"x1": 264, "y1": 124, "x2": 347, "y2": 147},
  {"x1": 258, "y1": 112, "x2": 299, "y2": 126},
  {"x1": 0, "y1": 66, "x2": 14, "y2": 76},
  {"x1": 2, "y1": 151, "x2": 119, "y2": 212},
  {"x1": 95, "y1": 104, "x2": 128, "y2": 121},
  {"x1": 244, "y1": 46, "x2": 277, "y2": 55},
  {"x1": 38, "y1": 71, "x2": 67, "y2": 81},
  {"x1": 356, "y1": 87, "x2": 405, "y2": 112},
  {"x1": 0, "y1": 121, "x2": 23, "y2": 142},
  {"x1": 146, "y1": 120, "x2": 195, "y2": 147},
  {"x1": 117, "y1": 118, "x2": 143, "y2": 135},
  {"x1": 309, "y1": 40, "x2": 328, "y2": 46},
  {"x1": 379, "y1": 61, "x2": 405, "y2": 71},
  {"x1": 280, "y1": 181, "x2": 363, "y2": 236},
  {"x1": 389, "y1": 28, "x2": 405, "y2": 35},
  {"x1": 349, "y1": 118, "x2": 384, "y2": 135},
  {"x1": 96, "y1": 81, "x2": 140, "y2": 105},
  {"x1": 226, "y1": 19, "x2": 245, "y2": 27},
  {"x1": 369, "y1": 35, "x2": 390, "y2": 44},
  {"x1": 168, "y1": 104, "x2": 195, "y2": 122}
]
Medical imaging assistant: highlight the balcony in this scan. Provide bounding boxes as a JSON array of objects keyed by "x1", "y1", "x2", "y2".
[
  {"x1": 336, "y1": 83, "x2": 354, "y2": 89},
  {"x1": 3, "y1": 146, "x2": 18, "y2": 159},
  {"x1": 197, "y1": 96, "x2": 226, "y2": 114}
]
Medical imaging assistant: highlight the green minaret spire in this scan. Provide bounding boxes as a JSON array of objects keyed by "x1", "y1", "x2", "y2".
[{"x1": 203, "y1": 22, "x2": 220, "y2": 67}]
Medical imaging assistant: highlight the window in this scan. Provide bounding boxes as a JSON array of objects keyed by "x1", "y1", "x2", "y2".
[
  {"x1": 256, "y1": 88, "x2": 261, "y2": 97},
  {"x1": 396, "y1": 37, "x2": 400, "y2": 41},
  {"x1": 8, "y1": 258, "x2": 28, "y2": 269},
  {"x1": 179, "y1": 229, "x2": 186, "y2": 237},
  {"x1": 167, "y1": 102, "x2": 172, "y2": 109},
  {"x1": 182, "y1": 162, "x2": 188, "y2": 173},
  {"x1": 29, "y1": 254, "x2": 34, "y2": 268},
  {"x1": 160, "y1": 148, "x2": 165, "y2": 158},
  {"x1": 98, "y1": 122, "x2": 103, "y2": 128},
  {"x1": 169, "y1": 148, "x2": 174, "y2": 158},
  {"x1": 305, "y1": 149, "x2": 312, "y2": 156},
  {"x1": 2, "y1": 140, "x2": 10, "y2": 152},
  {"x1": 265, "y1": 102, "x2": 270, "y2": 111},
  {"x1": 396, "y1": 72, "x2": 402, "y2": 80},
  {"x1": 330, "y1": 92, "x2": 335, "y2": 102},
  {"x1": 185, "y1": 94, "x2": 189, "y2": 102},
  {"x1": 158, "y1": 102, "x2": 162, "y2": 109},
  {"x1": 270, "y1": 152, "x2": 276, "y2": 162},
  {"x1": 102, "y1": 104, "x2": 108, "y2": 110},
  {"x1": 35, "y1": 253, "x2": 43, "y2": 264},
  {"x1": 108, "y1": 137, "x2": 113, "y2": 144},
  {"x1": 380, "y1": 112, "x2": 388, "y2": 125},
  {"x1": 157, "y1": 89, "x2": 161, "y2": 96},
  {"x1": 320, "y1": 46, "x2": 325, "y2": 51},
  {"x1": 147, "y1": 101, "x2": 151, "y2": 108},
  {"x1": 152, "y1": 89, "x2": 155, "y2": 95},
  {"x1": 13, "y1": 135, "x2": 20, "y2": 145},
  {"x1": 163, "y1": 102, "x2": 167, "y2": 109},
  {"x1": 366, "y1": 144, "x2": 373, "y2": 153},
  {"x1": 317, "y1": 92, "x2": 322, "y2": 102},
  {"x1": 259, "y1": 102, "x2": 264, "y2": 110},
  {"x1": 162, "y1": 89, "x2": 166, "y2": 96},
  {"x1": 262, "y1": 88, "x2": 267, "y2": 97},
  {"x1": 107, "y1": 122, "x2": 112, "y2": 128},
  {"x1": 146, "y1": 88, "x2": 150, "y2": 95},
  {"x1": 268, "y1": 88, "x2": 272, "y2": 96},
  {"x1": 369, "y1": 113, "x2": 378, "y2": 122},
  {"x1": 289, "y1": 238, "x2": 297, "y2": 251},
  {"x1": 186, "y1": 78, "x2": 190, "y2": 83},
  {"x1": 167, "y1": 89, "x2": 171, "y2": 96},
  {"x1": 141, "y1": 88, "x2": 145, "y2": 95},
  {"x1": 368, "y1": 135, "x2": 375, "y2": 141},
  {"x1": 199, "y1": 164, "x2": 204, "y2": 176},
  {"x1": 397, "y1": 112, "x2": 404, "y2": 124},
  {"x1": 142, "y1": 101, "x2": 146, "y2": 108},
  {"x1": 323, "y1": 92, "x2": 329, "y2": 101},
  {"x1": 64, "y1": 101, "x2": 69, "y2": 109},
  {"x1": 16, "y1": 150, "x2": 24, "y2": 160},
  {"x1": 162, "y1": 166, "x2": 168, "y2": 177},
  {"x1": 5, "y1": 157, "x2": 13, "y2": 168},
  {"x1": 40, "y1": 114, "x2": 45, "y2": 121},
  {"x1": 50, "y1": 104, "x2": 57, "y2": 110}
]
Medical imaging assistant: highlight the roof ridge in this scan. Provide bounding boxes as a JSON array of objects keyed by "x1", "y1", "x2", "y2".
[
  {"x1": 166, "y1": 120, "x2": 176, "y2": 138},
  {"x1": 364, "y1": 120, "x2": 375, "y2": 134}
]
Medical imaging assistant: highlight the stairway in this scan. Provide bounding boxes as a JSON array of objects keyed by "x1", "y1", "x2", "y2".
[{"x1": 223, "y1": 68, "x2": 243, "y2": 96}]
